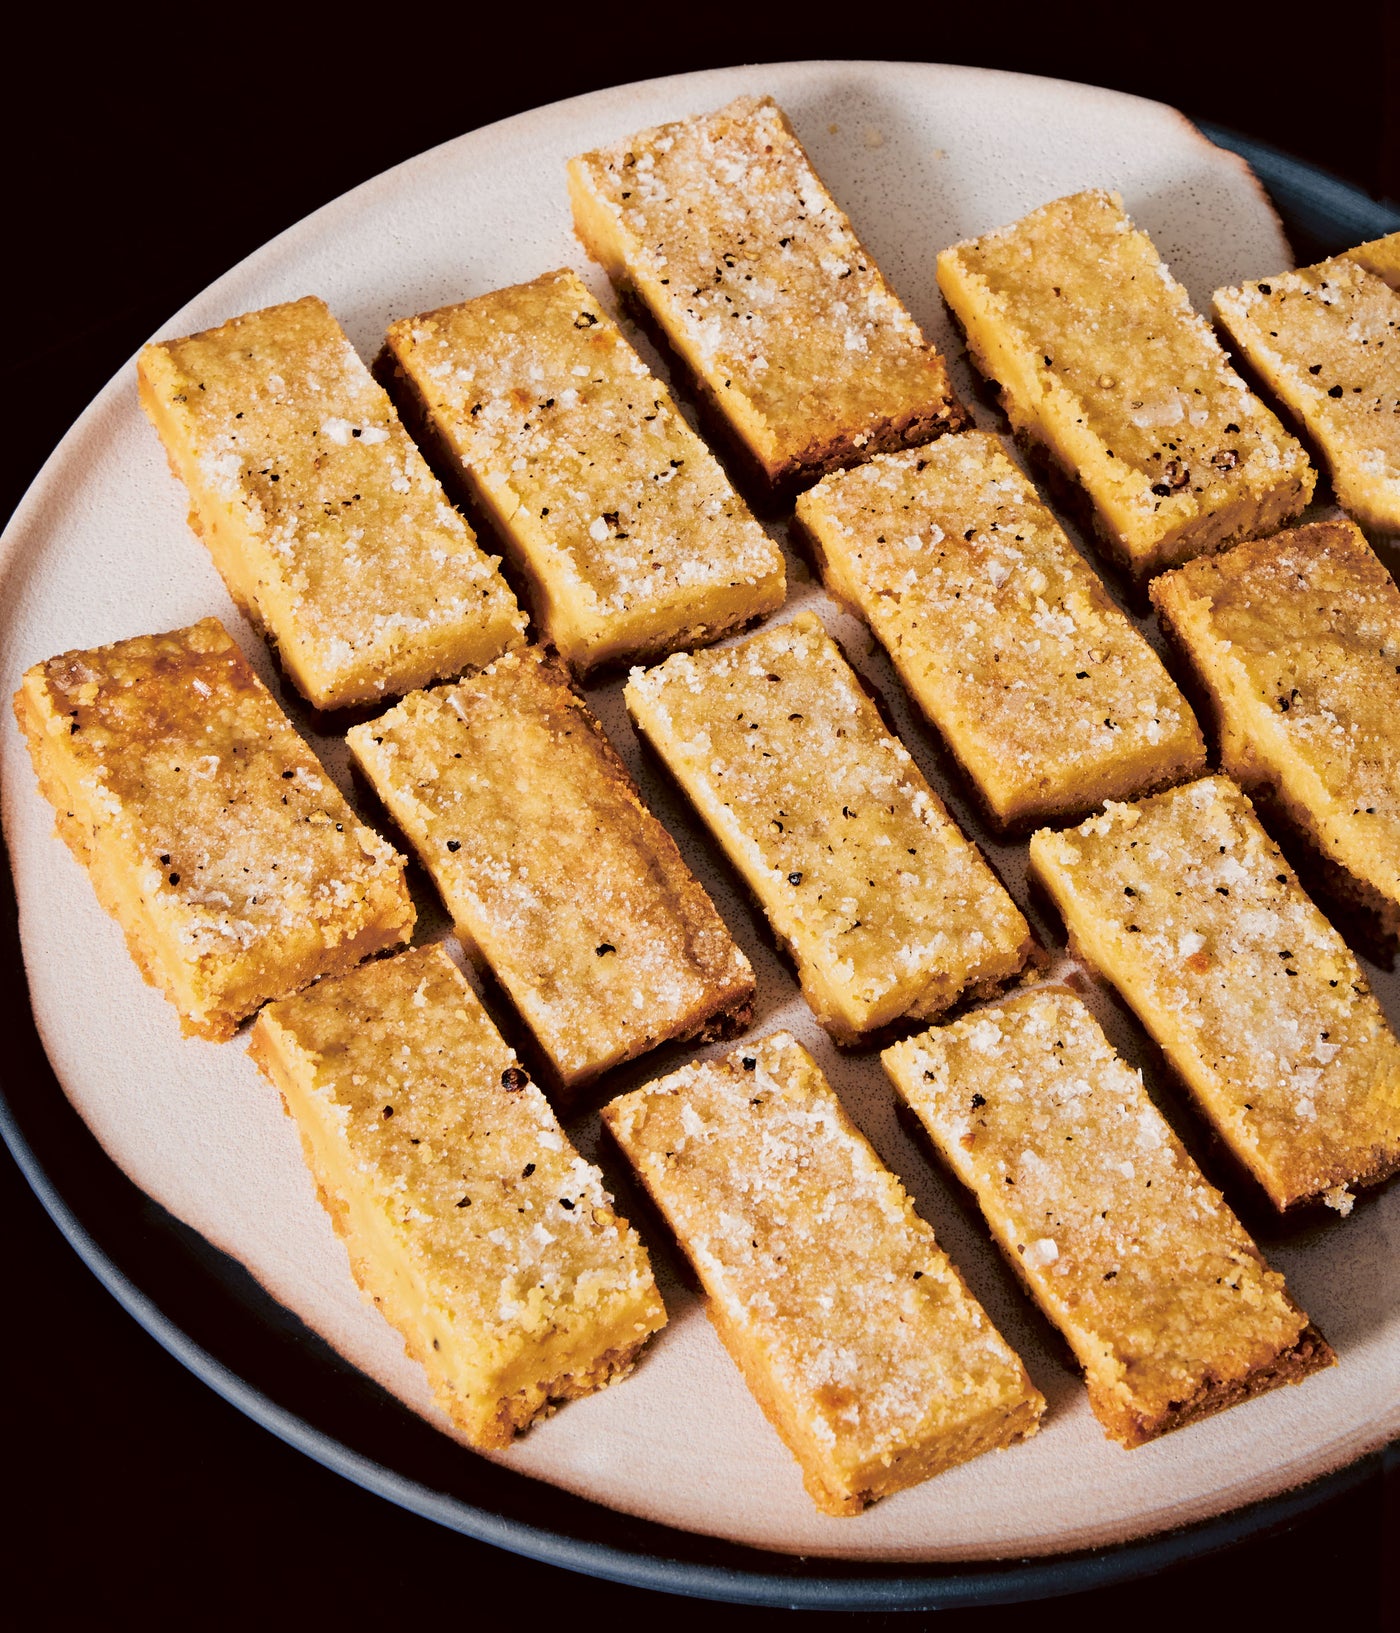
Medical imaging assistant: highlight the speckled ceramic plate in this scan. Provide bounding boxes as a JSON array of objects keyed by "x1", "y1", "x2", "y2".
[{"x1": 2, "y1": 60, "x2": 1398, "y2": 1609}]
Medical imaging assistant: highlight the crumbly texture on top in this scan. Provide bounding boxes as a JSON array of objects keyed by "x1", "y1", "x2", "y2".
[
  {"x1": 1346, "y1": 230, "x2": 1400, "y2": 291},
  {"x1": 569, "y1": 96, "x2": 966, "y2": 486},
  {"x1": 938, "y1": 190, "x2": 1314, "y2": 576},
  {"x1": 250, "y1": 944, "x2": 665, "y2": 1448},
  {"x1": 1152, "y1": 520, "x2": 1400, "y2": 939},
  {"x1": 13, "y1": 617, "x2": 413, "y2": 1039},
  {"x1": 137, "y1": 296, "x2": 523, "y2": 709},
  {"x1": 884, "y1": 988, "x2": 1331, "y2": 1447},
  {"x1": 1029, "y1": 776, "x2": 1400, "y2": 1210},
  {"x1": 383, "y1": 269, "x2": 783, "y2": 669},
  {"x1": 603, "y1": 1030, "x2": 1043, "y2": 1515},
  {"x1": 796, "y1": 434, "x2": 1205, "y2": 828},
  {"x1": 347, "y1": 647, "x2": 753, "y2": 1088},
  {"x1": 1213, "y1": 259, "x2": 1400, "y2": 531},
  {"x1": 624, "y1": 612, "x2": 1032, "y2": 1041}
]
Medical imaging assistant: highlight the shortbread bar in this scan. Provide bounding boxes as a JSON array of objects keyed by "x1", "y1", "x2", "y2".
[
  {"x1": 624, "y1": 612, "x2": 1033, "y2": 1041},
  {"x1": 569, "y1": 96, "x2": 967, "y2": 496},
  {"x1": 937, "y1": 190, "x2": 1315, "y2": 578},
  {"x1": 1347, "y1": 230, "x2": 1400, "y2": 290},
  {"x1": 795, "y1": 434, "x2": 1206, "y2": 828},
  {"x1": 1151, "y1": 520, "x2": 1400, "y2": 940},
  {"x1": 884, "y1": 988, "x2": 1334, "y2": 1447},
  {"x1": 138, "y1": 297, "x2": 524, "y2": 709},
  {"x1": 14, "y1": 618, "x2": 414, "y2": 1040},
  {"x1": 249, "y1": 944, "x2": 666, "y2": 1448},
  {"x1": 347, "y1": 647, "x2": 753, "y2": 1089},
  {"x1": 1029, "y1": 776, "x2": 1400, "y2": 1211},
  {"x1": 1214, "y1": 257, "x2": 1400, "y2": 530},
  {"x1": 382, "y1": 270, "x2": 785, "y2": 673},
  {"x1": 602, "y1": 1031, "x2": 1043, "y2": 1515}
]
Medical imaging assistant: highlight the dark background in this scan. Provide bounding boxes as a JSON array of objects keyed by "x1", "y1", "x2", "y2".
[{"x1": 4, "y1": 13, "x2": 1397, "y2": 1627}]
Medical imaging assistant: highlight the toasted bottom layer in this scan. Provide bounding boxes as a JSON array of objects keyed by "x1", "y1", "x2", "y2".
[{"x1": 1094, "y1": 1324, "x2": 1336, "y2": 1450}]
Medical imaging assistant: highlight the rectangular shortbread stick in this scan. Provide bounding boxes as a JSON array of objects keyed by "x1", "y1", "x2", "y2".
[
  {"x1": 569, "y1": 95, "x2": 967, "y2": 495},
  {"x1": 1029, "y1": 776, "x2": 1400, "y2": 1211},
  {"x1": 937, "y1": 190, "x2": 1314, "y2": 578},
  {"x1": 13, "y1": 617, "x2": 414, "y2": 1040},
  {"x1": 1214, "y1": 257, "x2": 1400, "y2": 531},
  {"x1": 624, "y1": 612, "x2": 1034, "y2": 1042},
  {"x1": 347, "y1": 647, "x2": 753, "y2": 1089},
  {"x1": 602, "y1": 1031, "x2": 1044, "y2": 1515},
  {"x1": 249, "y1": 943, "x2": 666, "y2": 1448},
  {"x1": 138, "y1": 296, "x2": 524, "y2": 709},
  {"x1": 1151, "y1": 519, "x2": 1400, "y2": 942},
  {"x1": 381, "y1": 269, "x2": 785, "y2": 674},
  {"x1": 884, "y1": 987, "x2": 1334, "y2": 1447},
  {"x1": 795, "y1": 433, "x2": 1206, "y2": 828}
]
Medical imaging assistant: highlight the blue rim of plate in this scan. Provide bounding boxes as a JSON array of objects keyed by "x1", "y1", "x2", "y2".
[{"x1": 1, "y1": 122, "x2": 1396, "y2": 1614}]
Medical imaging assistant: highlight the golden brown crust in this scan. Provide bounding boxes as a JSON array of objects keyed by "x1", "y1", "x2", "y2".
[
  {"x1": 1214, "y1": 259, "x2": 1400, "y2": 532},
  {"x1": 1102, "y1": 1324, "x2": 1335, "y2": 1448},
  {"x1": 137, "y1": 296, "x2": 525, "y2": 710},
  {"x1": 1150, "y1": 520, "x2": 1400, "y2": 950},
  {"x1": 380, "y1": 270, "x2": 785, "y2": 672},
  {"x1": 348, "y1": 648, "x2": 753, "y2": 1088},
  {"x1": 604, "y1": 1032, "x2": 1043, "y2": 1515},
  {"x1": 625, "y1": 612, "x2": 1033, "y2": 1042},
  {"x1": 249, "y1": 945, "x2": 665, "y2": 1448},
  {"x1": 885, "y1": 988, "x2": 1334, "y2": 1449},
  {"x1": 796, "y1": 436, "x2": 1206, "y2": 830},
  {"x1": 1029, "y1": 778, "x2": 1400, "y2": 1211},
  {"x1": 569, "y1": 96, "x2": 967, "y2": 498},
  {"x1": 14, "y1": 618, "x2": 414, "y2": 1039},
  {"x1": 938, "y1": 190, "x2": 1315, "y2": 579}
]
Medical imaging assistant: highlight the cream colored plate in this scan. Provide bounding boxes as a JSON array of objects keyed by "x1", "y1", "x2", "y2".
[{"x1": 3, "y1": 61, "x2": 1395, "y2": 1562}]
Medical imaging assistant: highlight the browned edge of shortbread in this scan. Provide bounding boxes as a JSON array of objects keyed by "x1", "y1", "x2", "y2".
[{"x1": 1100, "y1": 1322, "x2": 1335, "y2": 1449}]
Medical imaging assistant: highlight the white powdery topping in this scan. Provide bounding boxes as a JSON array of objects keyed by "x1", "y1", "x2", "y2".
[
  {"x1": 1023, "y1": 1237, "x2": 1059, "y2": 1268},
  {"x1": 966, "y1": 1018, "x2": 1003, "y2": 1054},
  {"x1": 581, "y1": 98, "x2": 941, "y2": 430}
]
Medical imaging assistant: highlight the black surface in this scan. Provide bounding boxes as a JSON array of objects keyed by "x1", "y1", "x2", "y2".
[{"x1": 4, "y1": 18, "x2": 1399, "y2": 1626}]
